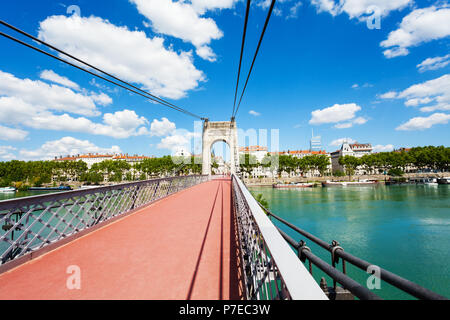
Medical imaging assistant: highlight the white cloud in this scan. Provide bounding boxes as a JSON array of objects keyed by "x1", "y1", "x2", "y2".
[
  {"x1": 381, "y1": 5, "x2": 450, "y2": 58},
  {"x1": 38, "y1": 15, "x2": 205, "y2": 99},
  {"x1": 287, "y1": 1, "x2": 303, "y2": 19},
  {"x1": 0, "y1": 70, "x2": 107, "y2": 117},
  {"x1": 352, "y1": 83, "x2": 373, "y2": 89},
  {"x1": 417, "y1": 54, "x2": 450, "y2": 72},
  {"x1": 0, "y1": 68, "x2": 150, "y2": 139},
  {"x1": 334, "y1": 116, "x2": 368, "y2": 129},
  {"x1": 379, "y1": 91, "x2": 398, "y2": 99},
  {"x1": 273, "y1": 8, "x2": 283, "y2": 17},
  {"x1": 0, "y1": 125, "x2": 28, "y2": 141},
  {"x1": 311, "y1": 0, "x2": 340, "y2": 16},
  {"x1": 309, "y1": 103, "x2": 365, "y2": 126},
  {"x1": 329, "y1": 137, "x2": 356, "y2": 147},
  {"x1": 372, "y1": 144, "x2": 394, "y2": 152},
  {"x1": 0, "y1": 96, "x2": 149, "y2": 139},
  {"x1": 249, "y1": 110, "x2": 261, "y2": 116},
  {"x1": 190, "y1": 0, "x2": 239, "y2": 14},
  {"x1": 257, "y1": 0, "x2": 274, "y2": 9},
  {"x1": 130, "y1": 0, "x2": 234, "y2": 62},
  {"x1": 20, "y1": 137, "x2": 121, "y2": 160},
  {"x1": 157, "y1": 129, "x2": 200, "y2": 153},
  {"x1": 0, "y1": 146, "x2": 17, "y2": 160},
  {"x1": 384, "y1": 74, "x2": 450, "y2": 112},
  {"x1": 382, "y1": 47, "x2": 409, "y2": 58},
  {"x1": 39, "y1": 70, "x2": 80, "y2": 90},
  {"x1": 30, "y1": 110, "x2": 149, "y2": 139},
  {"x1": 396, "y1": 113, "x2": 450, "y2": 131},
  {"x1": 150, "y1": 117, "x2": 176, "y2": 137},
  {"x1": 157, "y1": 133, "x2": 190, "y2": 151},
  {"x1": 90, "y1": 92, "x2": 113, "y2": 106},
  {"x1": 311, "y1": 0, "x2": 411, "y2": 20}
]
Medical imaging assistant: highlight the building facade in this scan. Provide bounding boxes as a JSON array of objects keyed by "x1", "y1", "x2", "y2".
[
  {"x1": 330, "y1": 142, "x2": 373, "y2": 174},
  {"x1": 54, "y1": 153, "x2": 152, "y2": 169},
  {"x1": 238, "y1": 146, "x2": 331, "y2": 178}
]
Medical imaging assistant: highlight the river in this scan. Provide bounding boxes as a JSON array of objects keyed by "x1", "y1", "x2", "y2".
[
  {"x1": 0, "y1": 190, "x2": 61, "y2": 201},
  {"x1": 249, "y1": 184, "x2": 450, "y2": 300}
]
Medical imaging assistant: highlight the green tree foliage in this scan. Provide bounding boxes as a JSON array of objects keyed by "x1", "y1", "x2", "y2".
[
  {"x1": 254, "y1": 193, "x2": 269, "y2": 209},
  {"x1": 339, "y1": 155, "x2": 360, "y2": 179},
  {"x1": 0, "y1": 160, "x2": 88, "y2": 187},
  {"x1": 333, "y1": 170, "x2": 346, "y2": 177},
  {"x1": 352, "y1": 146, "x2": 449, "y2": 175},
  {"x1": 302, "y1": 155, "x2": 330, "y2": 176},
  {"x1": 388, "y1": 168, "x2": 404, "y2": 176},
  {"x1": 239, "y1": 153, "x2": 258, "y2": 176}
]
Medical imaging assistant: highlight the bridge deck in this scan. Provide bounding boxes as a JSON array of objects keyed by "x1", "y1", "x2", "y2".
[{"x1": 0, "y1": 178, "x2": 244, "y2": 300}]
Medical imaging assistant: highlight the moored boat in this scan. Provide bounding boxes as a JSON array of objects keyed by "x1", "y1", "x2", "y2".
[
  {"x1": 0, "y1": 187, "x2": 16, "y2": 193},
  {"x1": 424, "y1": 178, "x2": 438, "y2": 186},
  {"x1": 273, "y1": 183, "x2": 314, "y2": 188},
  {"x1": 322, "y1": 180, "x2": 378, "y2": 187},
  {"x1": 79, "y1": 185, "x2": 101, "y2": 189},
  {"x1": 409, "y1": 177, "x2": 438, "y2": 186},
  {"x1": 28, "y1": 185, "x2": 72, "y2": 191},
  {"x1": 437, "y1": 177, "x2": 450, "y2": 185}
]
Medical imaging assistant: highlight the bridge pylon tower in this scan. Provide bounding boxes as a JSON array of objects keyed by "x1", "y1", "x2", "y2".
[{"x1": 202, "y1": 119, "x2": 239, "y2": 175}]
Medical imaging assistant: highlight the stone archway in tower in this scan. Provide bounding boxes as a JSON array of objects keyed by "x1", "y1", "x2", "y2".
[{"x1": 202, "y1": 120, "x2": 238, "y2": 175}]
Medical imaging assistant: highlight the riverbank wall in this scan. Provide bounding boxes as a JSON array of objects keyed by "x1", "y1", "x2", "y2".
[{"x1": 243, "y1": 172, "x2": 448, "y2": 186}]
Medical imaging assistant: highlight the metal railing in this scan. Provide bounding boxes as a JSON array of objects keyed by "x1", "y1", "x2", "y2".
[
  {"x1": 260, "y1": 206, "x2": 447, "y2": 300},
  {"x1": 0, "y1": 175, "x2": 209, "y2": 268},
  {"x1": 231, "y1": 174, "x2": 327, "y2": 300}
]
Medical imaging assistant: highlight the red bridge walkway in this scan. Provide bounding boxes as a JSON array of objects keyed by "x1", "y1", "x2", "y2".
[{"x1": 0, "y1": 178, "x2": 244, "y2": 300}]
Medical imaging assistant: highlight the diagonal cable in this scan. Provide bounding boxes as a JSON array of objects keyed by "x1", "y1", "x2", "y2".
[
  {"x1": 233, "y1": 0, "x2": 276, "y2": 118},
  {"x1": 0, "y1": 21, "x2": 204, "y2": 120},
  {"x1": 232, "y1": 0, "x2": 251, "y2": 119}
]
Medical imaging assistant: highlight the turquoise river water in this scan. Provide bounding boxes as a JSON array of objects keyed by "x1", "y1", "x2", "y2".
[{"x1": 249, "y1": 184, "x2": 450, "y2": 300}]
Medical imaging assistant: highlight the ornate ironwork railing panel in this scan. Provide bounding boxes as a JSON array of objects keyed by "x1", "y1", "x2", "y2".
[
  {"x1": 0, "y1": 175, "x2": 209, "y2": 266},
  {"x1": 231, "y1": 174, "x2": 327, "y2": 300}
]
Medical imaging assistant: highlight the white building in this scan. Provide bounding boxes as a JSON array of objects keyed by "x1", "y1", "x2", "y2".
[
  {"x1": 54, "y1": 153, "x2": 152, "y2": 169},
  {"x1": 310, "y1": 129, "x2": 322, "y2": 152},
  {"x1": 238, "y1": 146, "x2": 332, "y2": 178},
  {"x1": 173, "y1": 148, "x2": 192, "y2": 158},
  {"x1": 330, "y1": 142, "x2": 373, "y2": 174},
  {"x1": 239, "y1": 146, "x2": 268, "y2": 163}
]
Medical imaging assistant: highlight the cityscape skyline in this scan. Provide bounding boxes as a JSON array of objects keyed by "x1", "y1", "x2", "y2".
[{"x1": 0, "y1": 0, "x2": 449, "y2": 162}]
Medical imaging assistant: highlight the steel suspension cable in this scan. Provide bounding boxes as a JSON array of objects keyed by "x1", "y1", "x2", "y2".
[
  {"x1": 0, "y1": 21, "x2": 204, "y2": 120},
  {"x1": 233, "y1": 0, "x2": 276, "y2": 119},
  {"x1": 231, "y1": 0, "x2": 251, "y2": 119}
]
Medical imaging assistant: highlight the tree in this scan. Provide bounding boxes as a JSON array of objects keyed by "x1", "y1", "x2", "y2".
[
  {"x1": 303, "y1": 155, "x2": 329, "y2": 177},
  {"x1": 254, "y1": 194, "x2": 269, "y2": 209},
  {"x1": 277, "y1": 155, "x2": 296, "y2": 177},
  {"x1": 388, "y1": 168, "x2": 404, "y2": 176},
  {"x1": 239, "y1": 154, "x2": 258, "y2": 177},
  {"x1": 339, "y1": 156, "x2": 360, "y2": 180}
]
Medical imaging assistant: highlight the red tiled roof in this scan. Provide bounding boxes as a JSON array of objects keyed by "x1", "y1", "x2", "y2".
[
  {"x1": 268, "y1": 150, "x2": 328, "y2": 156},
  {"x1": 349, "y1": 143, "x2": 372, "y2": 148},
  {"x1": 239, "y1": 146, "x2": 268, "y2": 152},
  {"x1": 54, "y1": 153, "x2": 152, "y2": 161}
]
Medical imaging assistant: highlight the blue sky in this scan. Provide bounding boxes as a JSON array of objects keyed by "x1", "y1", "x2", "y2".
[{"x1": 0, "y1": 0, "x2": 449, "y2": 161}]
